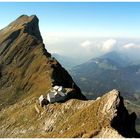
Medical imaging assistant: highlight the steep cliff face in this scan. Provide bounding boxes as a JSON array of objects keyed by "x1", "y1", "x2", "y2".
[{"x1": 0, "y1": 15, "x2": 85, "y2": 109}]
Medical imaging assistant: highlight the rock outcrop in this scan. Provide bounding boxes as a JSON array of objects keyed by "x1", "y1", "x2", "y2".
[
  {"x1": 110, "y1": 90, "x2": 139, "y2": 138},
  {"x1": 100, "y1": 89, "x2": 139, "y2": 138},
  {"x1": 0, "y1": 88, "x2": 139, "y2": 138}
]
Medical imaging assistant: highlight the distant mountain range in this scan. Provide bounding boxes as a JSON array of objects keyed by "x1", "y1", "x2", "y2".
[
  {"x1": 71, "y1": 51, "x2": 140, "y2": 101},
  {"x1": 52, "y1": 53, "x2": 79, "y2": 69}
]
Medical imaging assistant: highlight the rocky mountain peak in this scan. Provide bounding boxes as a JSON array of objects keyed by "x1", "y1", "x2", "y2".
[
  {"x1": 0, "y1": 15, "x2": 85, "y2": 110},
  {"x1": 0, "y1": 15, "x2": 42, "y2": 42},
  {"x1": 101, "y1": 89, "x2": 139, "y2": 137},
  {"x1": 101, "y1": 89, "x2": 120, "y2": 114},
  {"x1": 6, "y1": 14, "x2": 38, "y2": 29}
]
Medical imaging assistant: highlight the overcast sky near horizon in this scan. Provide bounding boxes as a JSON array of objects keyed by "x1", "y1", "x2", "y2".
[{"x1": 1, "y1": 2, "x2": 140, "y2": 62}]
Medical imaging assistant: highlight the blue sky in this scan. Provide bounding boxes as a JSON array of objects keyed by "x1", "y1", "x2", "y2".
[
  {"x1": 1, "y1": 2, "x2": 140, "y2": 63},
  {"x1": 0, "y1": 2, "x2": 140, "y2": 38}
]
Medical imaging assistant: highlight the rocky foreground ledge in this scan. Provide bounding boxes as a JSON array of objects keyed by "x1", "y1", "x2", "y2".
[{"x1": 0, "y1": 89, "x2": 139, "y2": 138}]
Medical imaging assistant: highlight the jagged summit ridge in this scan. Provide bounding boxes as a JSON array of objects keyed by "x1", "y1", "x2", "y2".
[
  {"x1": 0, "y1": 14, "x2": 42, "y2": 42},
  {"x1": 2, "y1": 15, "x2": 38, "y2": 30}
]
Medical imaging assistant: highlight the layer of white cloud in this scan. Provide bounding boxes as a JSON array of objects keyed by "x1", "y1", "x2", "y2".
[
  {"x1": 42, "y1": 33, "x2": 140, "y2": 65},
  {"x1": 80, "y1": 40, "x2": 92, "y2": 48},
  {"x1": 123, "y1": 43, "x2": 140, "y2": 49},
  {"x1": 101, "y1": 39, "x2": 117, "y2": 53}
]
